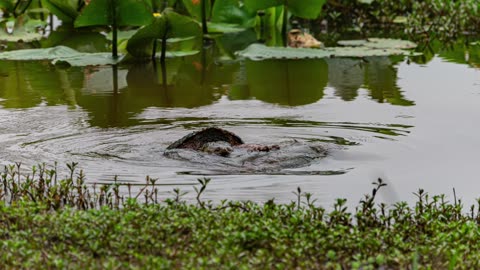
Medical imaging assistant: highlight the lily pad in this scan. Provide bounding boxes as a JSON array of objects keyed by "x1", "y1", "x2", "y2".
[
  {"x1": 52, "y1": 53, "x2": 123, "y2": 66},
  {"x1": 326, "y1": 46, "x2": 411, "y2": 58},
  {"x1": 236, "y1": 44, "x2": 415, "y2": 61},
  {"x1": 207, "y1": 22, "x2": 247, "y2": 33},
  {"x1": 236, "y1": 44, "x2": 332, "y2": 60},
  {"x1": 0, "y1": 46, "x2": 82, "y2": 60},
  {"x1": 0, "y1": 46, "x2": 123, "y2": 66},
  {"x1": 337, "y1": 38, "x2": 417, "y2": 50}
]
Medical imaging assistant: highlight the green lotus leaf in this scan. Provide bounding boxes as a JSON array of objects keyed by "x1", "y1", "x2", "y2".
[
  {"x1": 0, "y1": 46, "x2": 123, "y2": 66},
  {"x1": 207, "y1": 22, "x2": 246, "y2": 33},
  {"x1": 181, "y1": 0, "x2": 211, "y2": 21},
  {"x1": 106, "y1": 29, "x2": 138, "y2": 42},
  {"x1": 211, "y1": 0, "x2": 256, "y2": 28},
  {"x1": 326, "y1": 46, "x2": 412, "y2": 58},
  {"x1": 244, "y1": 0, "x2": 326, "y2": 19},
  {"x1": 41, "y1": 0, "x2": 78, "y2": 22},
  {"x1": 42, "y1": 27, "x2": 109, "y2": 52},
  {"x1": 237, "y1": 44, "x2": 417, "y2": 61},
  {"x1": 236, "y1": 44, "x2": 332, "y2": 60},
  {"x1": 0, "y1": 46, "x2": 82, "y2": 60},
  {"x1": 52, "y1": 53, "x2": 123, "y2": 66},
  {"x1": 337, "y1": 38, "x2": 417, "y2": 49},
  {"x1": 74, "y1": 0, "x2": 153, "y2": 28},
  {"x1": 127, "y1": 10, "x2": 200, "y2": 58}
]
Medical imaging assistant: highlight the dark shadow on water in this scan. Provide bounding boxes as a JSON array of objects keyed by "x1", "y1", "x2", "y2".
[{"x1": 177, "y1": 169, "x2": 350, "y2": 176}]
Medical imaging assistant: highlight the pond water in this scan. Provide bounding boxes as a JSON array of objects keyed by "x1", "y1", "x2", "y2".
[{"x1": 1, "y1": 41, "x2": 480, "y2": 207}]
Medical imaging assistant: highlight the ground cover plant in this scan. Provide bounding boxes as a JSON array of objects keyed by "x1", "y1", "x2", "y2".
[{"x1": 1, "y1": 164, "x2": 480, "y2": 268}]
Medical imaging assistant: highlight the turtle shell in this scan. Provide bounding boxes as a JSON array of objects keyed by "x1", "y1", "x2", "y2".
[{"x1": 166, "y1": 127, "x2": 244, "y2": 150}]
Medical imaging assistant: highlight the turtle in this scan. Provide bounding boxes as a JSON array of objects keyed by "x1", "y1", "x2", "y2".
[
  {"x1": 164, "y1": 127, "x2": 328, "y2": 172},
  {"x1": 166, "y1": 127, "x2": 280, "y2": 157}
]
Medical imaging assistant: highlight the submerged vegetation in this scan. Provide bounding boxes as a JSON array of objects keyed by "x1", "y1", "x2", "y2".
[{"x1": 1, "y1": 164, "x2": 480, "y2": 268}]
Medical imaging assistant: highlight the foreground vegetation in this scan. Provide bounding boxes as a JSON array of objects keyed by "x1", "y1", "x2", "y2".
[{"x1": 0, "y1": 164, "x2": 479, "y2": 268}]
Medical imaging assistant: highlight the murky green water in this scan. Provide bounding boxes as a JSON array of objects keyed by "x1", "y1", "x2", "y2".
[{"x1": 1, "y1": 41, "x2": 480, "y2": 205}]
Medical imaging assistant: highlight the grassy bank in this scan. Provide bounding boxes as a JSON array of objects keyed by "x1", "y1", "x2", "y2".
[{"x1": 1, "y1": 164, "x2": 480, "y2": 269}]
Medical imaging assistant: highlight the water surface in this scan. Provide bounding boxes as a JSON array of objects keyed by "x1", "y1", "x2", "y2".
[{"x1": 1, "y1": 43, "x2": 480, "y2": 207}]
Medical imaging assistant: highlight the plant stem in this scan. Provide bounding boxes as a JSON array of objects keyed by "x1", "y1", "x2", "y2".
[
  {"x1": 152, "y1": 39, "x2": 157, "y2": 60},
  {"x1": 282, "y1": 5, "x2": 288, "y2": 47},
  {"x1": 160, "y1": 37, "x2": 167, "y2": 63},
  {"x1": 201, "y1": 0, "x2": 208, "y2": 35},
  {"x1": 111, "y1": 0, "x2": 118, "y2": 59}
]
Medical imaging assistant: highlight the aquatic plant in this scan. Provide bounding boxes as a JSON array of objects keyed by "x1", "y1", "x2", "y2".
[
  {"x1": 244, "y1": 0, "x2": 326, "y2": 45},
  {"x1": 1, "y1": 164, "x2": 480, "y2": 268},
  {"x1": 126, "y1": 8, "x2": 200, "y2": 61},
  {"x1": 74, "y1": 0, "x2": 154, "y2": 58}
]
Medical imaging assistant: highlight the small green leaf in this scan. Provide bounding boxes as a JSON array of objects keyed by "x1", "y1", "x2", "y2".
[{"x1": 74, "y1": 0, "x2": 153, "y2": 28}]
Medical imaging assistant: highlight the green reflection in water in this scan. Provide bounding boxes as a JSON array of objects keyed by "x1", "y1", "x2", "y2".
[
  {"x1": 364, "y1": 56, "x2": 414, "y2": 106},
  {"x1": 0, "y1": 43, "x2": 421, "y2": 128},
  {"x1": 327, "y1": 56, "x2": 414, "y2": 106},
  {"x1": 0, "y1": 61, "x2": 81, "y2": 108},
  {"x1": 76, "y1": 49, "x2": 241, "y2": 127},
  {"x1": 240, "y1": 59, "x2": 328, "y2": 106}
]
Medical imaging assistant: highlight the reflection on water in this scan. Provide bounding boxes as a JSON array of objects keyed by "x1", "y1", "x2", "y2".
[
  {"x1": 0, "y1": 46, "x2": 412, "y2": 128},
  {"x1": 3, "y1": 40, "x2": 480, "y2": 205}
]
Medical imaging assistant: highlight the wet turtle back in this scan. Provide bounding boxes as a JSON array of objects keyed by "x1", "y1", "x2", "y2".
[{"x1": 166, "y1": 127, "x2": 244, "y2": 151}]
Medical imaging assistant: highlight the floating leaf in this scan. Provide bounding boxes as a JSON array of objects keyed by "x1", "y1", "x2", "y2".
[
  {"x1": 0, "y1": 46, "x2": 123, "y2": 66},
  {"x1": 52, "y1": 53, "x2": 123, "y2": 66},
  {"x1": 236, "y1": 44, "x2": 331, "y2": 60},
  {"x1": 326, "y1": 46, "x2": 412, "y2": 58},
  {"x1": 337, "y1": 38, "x2": 417, "y2": 49},
  {"x1": 0, "y1": 46, "x2": 79, "y2": 60},
  {"x1": 207, "y1": 22, "x2": 246, "y2": 33},
  {"x1": 236, "y1": 44, "x2": 417, "y2": 61}
]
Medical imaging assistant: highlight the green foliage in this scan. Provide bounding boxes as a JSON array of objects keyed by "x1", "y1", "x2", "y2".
[
  {"x1": 211, "y1": 0, "x2": 256, "y2": 27},
  {"x1": 74, "y1": 0, "x2": 153, "y2": 27},
  {"x1": 40, "y1": 0, "x2": 78, "y2": 22},
  {"x1": 1, "y1": 166, "x2": 480, "y2": 268},
  {"x1": 181, "y1": 0, "x2": 210, "y2": 21},
  {"x1": 126, "y1": 9, "x2": 201, "y2": 59},
  {"x1": 244, "y1": 0, "x2": 326, "y2": 19}
]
